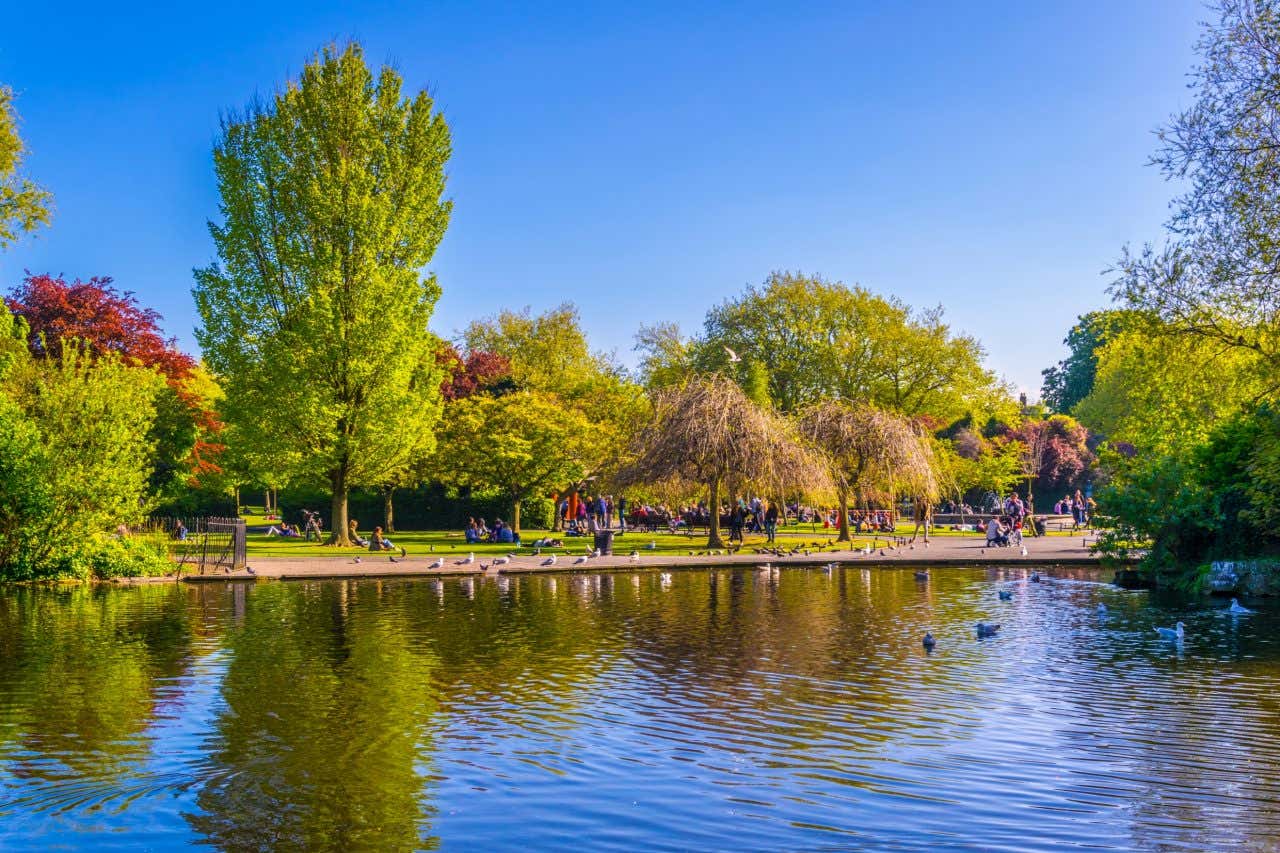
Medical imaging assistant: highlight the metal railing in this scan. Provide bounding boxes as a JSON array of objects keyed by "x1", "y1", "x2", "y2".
[{"x1": 149, "y1": 516, "x2": 247, "y2": 575}]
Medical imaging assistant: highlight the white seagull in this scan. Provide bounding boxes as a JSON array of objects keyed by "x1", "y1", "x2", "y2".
[
  {"x1": 1229, "y1": 598, "x2": 1254, "y2": 614},
  {"x1": 428, "y1": 557, "x2": 444, "y2": 569},
  {"x1": 723, "y1": 345, "x2": 742, "y2": 363},
  {"x1": 1154, "y1": 621, "x2": 1186, "y2": 641},
  {"x1": 541, "y1": 555, "x2": 558, "y2": 567}
]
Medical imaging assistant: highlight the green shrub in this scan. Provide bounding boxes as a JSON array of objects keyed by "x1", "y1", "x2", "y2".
[{"x1": 41, "y1": 535, "x2": 172, "y2": 581}]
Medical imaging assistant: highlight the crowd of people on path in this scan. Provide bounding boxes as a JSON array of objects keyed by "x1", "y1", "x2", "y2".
[{"x1": 249, "y1": 485, "x2": 1098, "y2": 553}]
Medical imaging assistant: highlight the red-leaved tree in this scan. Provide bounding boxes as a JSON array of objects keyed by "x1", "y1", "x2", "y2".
[
  {"x1": 7, "y1": 273, "x2": 223, "y2": 486},
  {"x1": 8, "y1": 273, "x2": 196, "y2": 381},
  {"x1": 436, "y1": 343, "x2": 513, "y2": 400}
]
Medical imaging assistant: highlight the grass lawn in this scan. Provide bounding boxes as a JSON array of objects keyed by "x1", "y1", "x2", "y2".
[{"x1": 243, "y1": 517, "x2": 1082, "y2": 558}]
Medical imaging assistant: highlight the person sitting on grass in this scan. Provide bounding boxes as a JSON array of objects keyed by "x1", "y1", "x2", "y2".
[
  {"x1": 267, "y1": 522, "x2": 301, "y2": 538},
  {"x1": 368, "y1": 526, "x2": 406, "y2": 557},
  {"x1": 348, "y1": 519, "x2": 368, "y2": 548}
]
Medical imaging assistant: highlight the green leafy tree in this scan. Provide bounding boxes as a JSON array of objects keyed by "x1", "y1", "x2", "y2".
[
  {"x1": 1040, "y1": 310, "x2": 1136, "y2": 413},
  {"x1": 0, "y1": 85, "x2": 51, "y2": 249},
  {"x1": 1112, "y1": 0, "x2": 1280, "y2": 379},
  {"x1": 194, "y1": 43, "x2": 451, "y2": 545},
  {"x1": 462, "y1": 304, "x2": 603, "y2": 392},
  {"x1": 0, "y1": 302, "x2": 163, "y2": 579},
  {"x1": 460, "y1": 303, "x2": 646, "y2": 496},
  {"x1": 433, "y1": 390, "x2": 594, "y2": 532},
  {"x1": 633, "y1": 321, "x2": 693, "y2": 388},
  {"x1": 1074, "y1": 323, "x2": 1268, "y2": 455},
  {"x1": 671, "y1": 271, "x2": 1004, "y2": 421}
]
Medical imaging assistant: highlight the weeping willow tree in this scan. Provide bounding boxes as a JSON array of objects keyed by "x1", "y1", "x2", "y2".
[
  {"x1": 798, "y1": 400, "x2": 939, "y2": 542},
  {"x1": 615, "y1": 376, "x2": 830, "y2": 548}
]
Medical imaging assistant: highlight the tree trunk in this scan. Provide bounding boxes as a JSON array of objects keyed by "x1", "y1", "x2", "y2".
[
  {"x1": 326, "y1": 468, "x2": 350, "y2": 546},
  {"x1": 836, "y1": 488, "x2": 850, "y2": 541},
  {"x1": 264, "y1": 489, "x2": 271, "y2": 513},
  {"x1": 233, "y1": 486, "x2": 240, "y2": 516},
  {"x1": 383, "y1": 486, "x2": 395, "y2": 533},
  {"x1": 512, "y1": 496, "x2": 522, "y2": 534},
  {"x1": 707, "y1": 477, "x2": 725, "y2": 549}
]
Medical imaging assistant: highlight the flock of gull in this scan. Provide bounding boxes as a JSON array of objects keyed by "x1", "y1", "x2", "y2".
[{"x1": 915, "y1": 572, "x2": 1257, "y2": 651}]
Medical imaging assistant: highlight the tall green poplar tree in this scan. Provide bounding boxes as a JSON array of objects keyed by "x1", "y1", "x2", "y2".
[
  {"x1": 0, "y1": 85, "x2": 52, "y2": 249},
  {"x1": 194, "y1": 43, "x2": 451, "y2": 544}
]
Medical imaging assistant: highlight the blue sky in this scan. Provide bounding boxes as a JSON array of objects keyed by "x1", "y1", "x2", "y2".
[{"x1": 0, "y1": 1, "x2": 1201, "y2": 395}]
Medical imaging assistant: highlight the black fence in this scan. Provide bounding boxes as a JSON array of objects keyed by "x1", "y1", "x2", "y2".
[{"x1": 148, "y1": 516, "x2": 247, "y2": 575}]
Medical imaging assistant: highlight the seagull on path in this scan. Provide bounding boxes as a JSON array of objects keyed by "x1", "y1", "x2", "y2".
[
  {"x1": 574, "y1": 554, "x2": 590, "y2": 565},
  {"x1": 428, "y1": 557, "x2": 444, "y2": 569},
  {"x1": 494, "y1": 556, "x2": 510, "y2": 566},
  {"x1": 458, "y1": 552, "x2": 475, "y2": 565},
  {"x1": 630, "y1": 550, "x2": 640, "y2": 561},
  {"x1": 541, "y1": 554, "x2": 558, "y2": 567}
]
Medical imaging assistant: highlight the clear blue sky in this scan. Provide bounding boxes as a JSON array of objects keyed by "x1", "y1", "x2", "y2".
[{"x1": 0, "y1": 0, "x2": 1202, "y2": 396}]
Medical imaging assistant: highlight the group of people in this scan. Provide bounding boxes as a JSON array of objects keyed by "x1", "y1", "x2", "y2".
[
  {"x1": 465, "y1": 517, "x2": 519, "y2": 544},
  {"x1": 558, "y1": 494, "x2": 629, "y2": 533},
  {"x1": 1053, "y1": 490, "x2": 1093, "y2": 528},
  {"x1": 983, "y1": 515, "x2": 1024, "y2": 547}
]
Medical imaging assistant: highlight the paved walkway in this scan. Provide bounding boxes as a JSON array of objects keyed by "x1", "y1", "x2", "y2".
[{"x1": 181, "y1": 533, "x2": 1108, "y2": 583}]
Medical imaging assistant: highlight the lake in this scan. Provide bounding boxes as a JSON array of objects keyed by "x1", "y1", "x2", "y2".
[{"x1": 1, "y1": 567, "x2": 1278, "y2": 851}]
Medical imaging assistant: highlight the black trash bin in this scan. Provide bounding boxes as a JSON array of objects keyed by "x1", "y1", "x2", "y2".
[
  {"x1": 1033, "y1": 517, "x2": 1046, "y2": 537},
  {"x1": 593, "y1": 529, "x2": 615, "y2": 556}
]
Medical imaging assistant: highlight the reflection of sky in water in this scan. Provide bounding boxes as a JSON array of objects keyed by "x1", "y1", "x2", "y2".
[{"x1": 1, "y1": 569, "x2": 1278, "y2": 851}]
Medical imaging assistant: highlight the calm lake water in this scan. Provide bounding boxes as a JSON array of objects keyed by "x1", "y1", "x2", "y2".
[{"x1": 1, "y1": 567, "x2": 1278, "y2": 851}]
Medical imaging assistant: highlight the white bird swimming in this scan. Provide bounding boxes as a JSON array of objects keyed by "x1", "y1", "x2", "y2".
[
  {"x1": 428, "y1": 557, "x2": 444, "y2": 569},
  {"x1": 541, "y1": 555, "x2": 557, "y2": 567},
  {"x1": 1154, "y1": 621, "x2": 1186, "y2": 641},
  {"x1": 1229, "y1": 598, "x2": 1254, "y2": 614},
  {"x1": 723, "y1": 345, "x2": 742, "y2": 363},
  {"x1": 660, "y1": 572, "x2": 673, "y2": 583}
]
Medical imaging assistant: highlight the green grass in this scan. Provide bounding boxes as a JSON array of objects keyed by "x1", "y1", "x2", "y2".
[{"x1": 242, "y1": 519, "x2": 1082, "y2": 559}]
